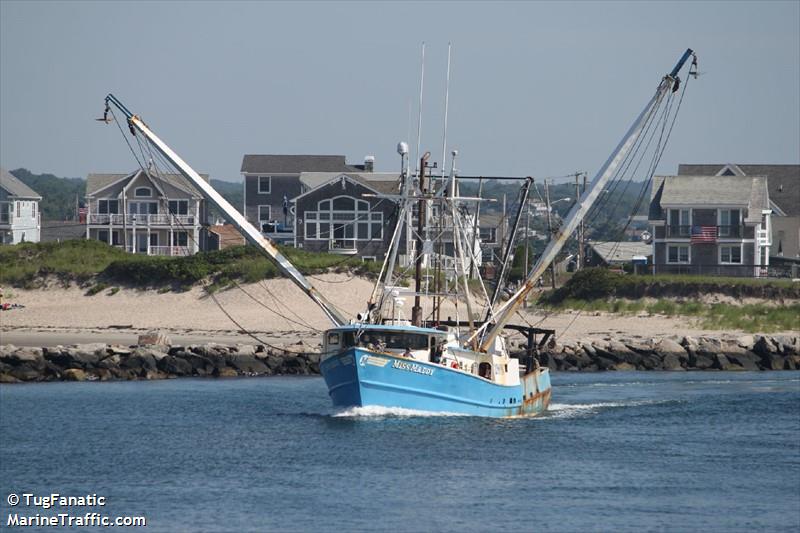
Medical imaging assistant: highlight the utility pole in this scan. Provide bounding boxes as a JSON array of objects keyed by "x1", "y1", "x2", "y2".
[{"x1": 544, "y1": 179, "x2": 556, "y2": 289}]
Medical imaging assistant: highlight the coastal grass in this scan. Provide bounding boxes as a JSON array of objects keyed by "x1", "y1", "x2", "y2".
[
  {"x1": 0, "y1": 240, "x2": 382, "y2": 290},
  {"x1": 543, "y1": 297, "x2": 800, "y2": 333},
  {"x1": 542, "y1": 267, "x2": 800, "y2": 304}
]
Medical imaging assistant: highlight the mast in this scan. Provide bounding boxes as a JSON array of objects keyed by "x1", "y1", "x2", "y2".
[
  {"x1": 411, "y1": 152, "x2": 430, "y2": 326},
  {"x1": 102, "y1": 94, "x2": 348, "y2": 327},
  {"x1": 475, "y1": 48, "x2": 697, "y2": 351}
]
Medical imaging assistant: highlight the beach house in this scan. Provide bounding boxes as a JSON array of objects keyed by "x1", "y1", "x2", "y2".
[
  {"x1": 0, "y1": 167, "x2": 42, "y2": 244},
  {"x1": 85, "y1": 169, "x2": 208, "y2": 255}
]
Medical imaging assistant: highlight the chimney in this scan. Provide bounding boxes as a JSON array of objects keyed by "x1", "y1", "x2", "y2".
[{"x1": 364, "y1": 155, "x2": 375, "y2": 173}]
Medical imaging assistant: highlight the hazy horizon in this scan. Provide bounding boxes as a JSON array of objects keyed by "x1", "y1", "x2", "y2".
[{"x1": 2, "y1": 1, "x2": 798, "y2": 184}]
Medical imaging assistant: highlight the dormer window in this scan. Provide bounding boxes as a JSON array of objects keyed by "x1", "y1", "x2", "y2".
[{"x1": 135, "y1": 187, "x2": 152, "y2": 198}]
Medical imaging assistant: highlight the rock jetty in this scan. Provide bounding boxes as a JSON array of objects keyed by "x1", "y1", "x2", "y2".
[
  {"x1": 0, "y1": 341, "x2": 320, "y2": 383},
  {"x1": 0, "y1": 334, "x2": 798, "y2": 383},
  {"x1": 534, "y1": 334, "x2": 800, "y2": 372}
]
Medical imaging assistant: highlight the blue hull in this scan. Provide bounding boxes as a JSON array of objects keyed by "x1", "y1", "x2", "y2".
[{"x1": 320, "y1": 348, "x2": 551, "y2": 417}]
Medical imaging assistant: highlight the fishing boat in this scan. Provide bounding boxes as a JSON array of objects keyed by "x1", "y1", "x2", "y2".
[{"x1": 101, "y1": 48, "x2": 697, "y2": 417}]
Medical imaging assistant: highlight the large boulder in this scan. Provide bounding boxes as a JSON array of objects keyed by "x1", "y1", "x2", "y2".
[
  {"x1": 63, "y1": 368, "x2": 88, "y2": 381},
  {"x1": 156, "y1": 356, "x2": 193, "y2": 376},
  {"x1": 226, "y1": 354, "x2": 269, "y2": 375},
  {"x1": 713, "y1": 353, "x2": 743, "y2": 371},
  {"x1": 726, "y1": 352, "x2": 760, "y2": 371},
  {"x1": 10, "y1": 364, "x2": 42, "y2": 382},
  {"x1": 1, "y1": 347, "x2": 46, "y2": 370},
  {"x1": 121, "y1": 352, "x2": 157, "y2": 372},
  {"x1": 662, "y1": 353, "x2": 684, "y2": 371},
  {"x1": 753, "y1": 336, "x2": 780, "y2": 358}
]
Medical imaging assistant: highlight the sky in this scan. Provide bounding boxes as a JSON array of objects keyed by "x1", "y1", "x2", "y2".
[{"x1": 1, "y1": 1, "x2": 798, "y2": 183}]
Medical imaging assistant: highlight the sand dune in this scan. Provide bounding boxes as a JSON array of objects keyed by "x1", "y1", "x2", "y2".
[{"x1": 1, "y1": 274, "x2": 794, "y2": 347}]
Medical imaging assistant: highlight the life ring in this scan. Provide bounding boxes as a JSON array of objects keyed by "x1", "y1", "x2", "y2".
[{"x1": 450, "y1": 361, "x2": 459, "y2": 369}]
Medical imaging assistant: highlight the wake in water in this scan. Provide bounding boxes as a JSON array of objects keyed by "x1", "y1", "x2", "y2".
[
  {"x1": 545, "y1": 399, "x2": 677, "y2": 419},
  {"x1": 330, "y1": 405, "x2": 468, "y2": 418}
]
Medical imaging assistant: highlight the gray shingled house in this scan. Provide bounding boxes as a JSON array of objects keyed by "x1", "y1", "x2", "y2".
[
  {"x1": 85, "y1": 169, "x2": 209, "y2": 255},
  {"x1": 293, "y1": 172, "x2": 400, "y2": 260},
  {"x1": 648, "y1": 172, "x2": 772, "y2": 277},
  {"x1": 0, "y1": 167, "x2": 42, "y2": 244},
  {"x1": 678, "y1": 164, "x2": 799, "y2": 262},
  {"x1": 240, "y1": 154, "x2": 373, "y2": 242}
]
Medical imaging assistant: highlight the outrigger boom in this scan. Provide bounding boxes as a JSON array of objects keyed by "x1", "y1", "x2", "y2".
[
  {"x1": 102, "y1": 94, "x2": 348, "y2": 327},
  {"x1": 475, "y1": 48, "x2": 697, "y2": 351}
]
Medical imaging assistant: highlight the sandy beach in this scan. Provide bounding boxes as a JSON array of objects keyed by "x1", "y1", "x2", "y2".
[{"x1": 2, "y1": 273, "x2": 795, "y2": 348}]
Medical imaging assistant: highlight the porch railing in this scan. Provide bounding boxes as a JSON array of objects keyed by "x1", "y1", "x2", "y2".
[
  {"x1": 665, "y1": 225, "x2": 743, "y2": 238},
  {"x1": 88, "y1": 214, "x2": 195, "y2": 225}
]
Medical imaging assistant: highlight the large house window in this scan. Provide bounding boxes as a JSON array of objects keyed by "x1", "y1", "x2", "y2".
[
  {"x1": 134, "y1": 187, "x2": 152, "y2": 197},
  {"x1": 668, "y1": 209, "x2": 690, "y2": 237},
  {"x1": 97, "y1": 229, "x2": 109, "y2": 243},
  {"x1": 32, "y1": 202, "x2": 36, "y2": 219},
  {"x1": 258, "y1": 176, "x2": 271, "y2": 194},
  {"x1": 172, "y1": 231, "x2": 188, "y2": 247},
  {"x1": 168, "y1": 200, "x2": 188, "y2": 215},
  {"x1": 667, "y1": 244, "x2": 690, "y2": 264},
  {"x1": 718, "y1": 209, "x2": 740, "y2": 237},
  {"x1": 304, "y1": 195, "x2": 382, "y2": 241},
  {"x1": 719, "y1": 245, "x2": 742, "y2": 264},
  {"x1": 128, "y1": 202, "x2": 158, "y2": 215},
  {"x1": 98, "y1": 199, "x2": 119, "y2": 214}
]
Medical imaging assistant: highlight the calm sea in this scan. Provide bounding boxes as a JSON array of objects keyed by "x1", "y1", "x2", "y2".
[{"x1": 1, "y1": 372, "x2": 799, "y2": 532}]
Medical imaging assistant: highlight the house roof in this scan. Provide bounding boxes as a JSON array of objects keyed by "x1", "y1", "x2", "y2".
[
  {"x1": 588, "y1": 241, "x2": 651, "y2": 264},
  {"x1": 651, "y1": 174, "x2": 769, "y2": 223},
  {"x1": 207, "y1": 224, "x2": 246, "y2": 248},
  {"x1": 293, "y1": 172, "x2": 400, "y2": 201},
  {"x1": 86, "y1": 170, "x2": 209, "y2": 197},
  {"x1": 678, "y1": 164, "x2": 799, "y2": 217},
  {"x1": 0, "y1": 168, "x2": 42, "y2": 199},
  {"x1": 241, "y1": 155, "x2": 359, "y2": 174}
]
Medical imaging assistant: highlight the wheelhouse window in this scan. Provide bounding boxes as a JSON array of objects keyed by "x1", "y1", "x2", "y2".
[
  {"x1": 304, "y1": 195, "x2": 383, "y2": 241},
  {"x1": 719, "y1": 245, "x2": 742, "y2": 264},
  {"x1": 168, "y1": 200, "x2": 188, "y2": 215},
  {"x1": 667, "y1": 244, "x2": 690, "y2": 264},
  {"x1": 258, "y1": 176, "x2": 271, "y2": 194},
  {"x1": 134, "y1": 187, "x2": 152, "y2": 198},
  {"x1": 338, "y1": 330, "x2": 432, "y2": 351}
]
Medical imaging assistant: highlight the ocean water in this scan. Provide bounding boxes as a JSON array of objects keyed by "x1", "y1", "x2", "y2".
[{"x1": 1, "y1": 372, "x2": 799, "y2": 532}]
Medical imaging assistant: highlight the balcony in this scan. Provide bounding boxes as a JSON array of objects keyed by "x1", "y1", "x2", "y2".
[
  {"x1": 666, "y1": 225, "x2": 742, "y2": 239},
  {"x1": 88, "y1": 214, "x2": 196, "y2": 226}
]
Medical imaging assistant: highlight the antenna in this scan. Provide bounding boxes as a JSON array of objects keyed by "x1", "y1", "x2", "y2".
[
  {"x1": 414, "y1": 42, "x2": 426, "y2": 177},
  {"x1": 440, "y1": 42, "x2": 452, "y2": 179}
]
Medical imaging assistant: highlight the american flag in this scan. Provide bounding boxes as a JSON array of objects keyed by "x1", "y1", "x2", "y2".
[{"x1": 691, "y1": 225, "x2": 717, "y2": 244}]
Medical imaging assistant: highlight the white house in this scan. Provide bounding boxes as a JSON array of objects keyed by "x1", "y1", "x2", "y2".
[
  {"x1": 85, "y1": 169, "x2": 208, "y2": 256},
  {"x1": 0, "y1": 168, "x2": 42, "y2": 244}
]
